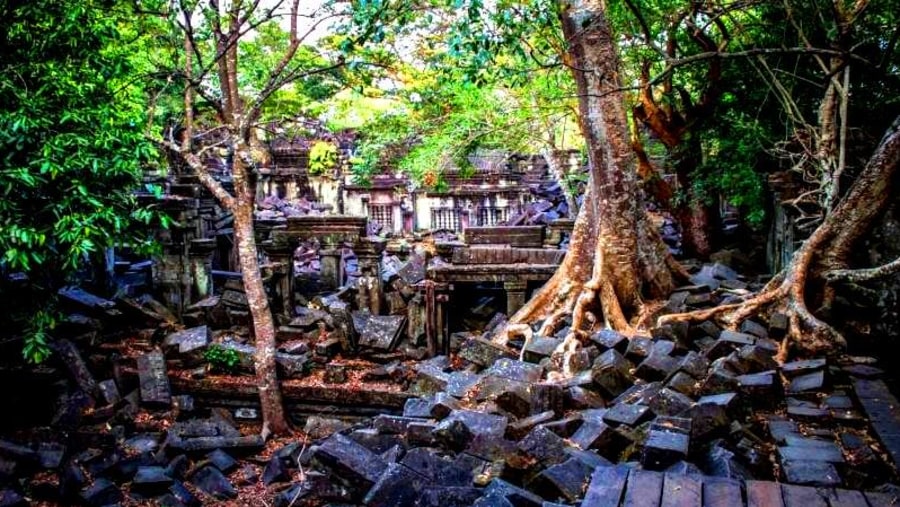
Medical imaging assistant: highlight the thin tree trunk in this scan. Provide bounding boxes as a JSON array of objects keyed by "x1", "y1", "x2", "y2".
[{"x1": 232, "y1": 147, "x2": 289, "y2": 436}]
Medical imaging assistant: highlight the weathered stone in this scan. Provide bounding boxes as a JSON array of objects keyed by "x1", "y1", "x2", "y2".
[
  {"x1": 591, "y1": 349, "x2": 634, "y2": 398},
  {"x1": 768, "y1": 312, "x2": 789, "y2": 337},
  {"x1": 313, "y1": 433, "x2": 387, "y2": 490},
  {"x1": 698, "y1": 392, "x2": 738, "y2": 410},
  {"x1": 566, "y1": 386, "x2": 606, "y2": 410},
  {"x1": 589, "y1": 329, "x2": 627, "y2": 352},
  {"x1": 132, "y1": 466, "x2": 173, "y2": 495},
  {"x1": 781, "y1": 460, "x2": 841, "y2": 486},
  {"x1": 37, "y1": 442, "x2": 65, "y2": 469},
  {"x1": 80, "y1": 478, "x2": 122, "y2": 506},
  {"x1": 354, "y1": 313, "x2": 406, "y2": 350},
  {"x1": 777, "y1": 442, "x2": 844, "y2": 463},
  {"x1": 738, "y1": 371, "x2": 777, "y2": 397},
  {"x1": 642, "y1": 429, "x2": 689, "y2": 470},
  {"x1": 706, "y1": 330, "x2": 756, "y2": 360},
  {"x1": 169, "y1": 481, "x2": 201, "y2": 507},
  {"x1": 460, "y1": 337, "x2": 516, "y2": 367},
  {"x1": 688, "y1": 403, "x2": 730, "y2": 441},
  {"x1": 314, "y1": 337, "x2": 342, "y2": 357},
  {"x1": 407, "y1": 421, "x2": 438, "y2": 446},
  {"x1": 788, "y1": 371, "x2": 825, "y2": 393},
  {"x1": 612, "y1": 381, "x2": 662, "y2": 406},
  {"x1": 678, "y1": 351, "x2": 710, "y2": 379},
  {"x1": 275, "y1": 352, "x2": 309, "y2": 378},
  {"x1": 167, "y1": 435, "x2": 264, "y2": 454},
  {"x1": 702, "y1": 358, "x2": 740, "y2": 394},
  {"x1": 190, "y1": 465, "x2": 237, "y2": 500},
  {"x1": 506, "y1": 411, "x2": 556, "y2": 440},
  {"x1": 740, "y1": 320, "x2": 768, "y2": 339},
  {"x1": 262, "y1": 455, "x2": 291, "y2": 486},
  {"x1": 685, "y1": 292, "x2": 713, "y2": 306},
  {"x1": 767, "y1": 417, "x2": 799, "y2": 444},
  {"x1": 602, "y1": 403, "x2": 650, "y2": 427},
  {"x1": 172, "y1": 395, "x2": 195, "y2": 420},
  {"x1": 531, "y1": 382, "x2": 566, "y2": 417},
  {"x1": 581, "y1": 465, "x2": 630, "y2": 507},
  {"x1": 496, "y1": 386, "x2": 532, "y2": 418},
  {"x1": 483, "y1": 478, "x2": 544, "y2": 507},
  {"x1": 98, "y1": 379, "x2": 121, "y2": 406},
  {"x1": 416, "y1": 487, "x2": 484, "y2": 507},
  {"x1": 843, "y1": 364, "x2": 884, "y2": 378},
  {"x1": 446, "y1": 371, "x2": 481, "y2": 398},
  {"x1": 488, "y1": 358, "x2": 544, "y2": 382},
  {"x1": 667, "y1": 372, "x2": 699, "y2": 397},
  {"x1": 164, "y1": 326, "x2": 210, "y2": 355},
  {"x1": 704, "y1": 442, "x2": 753, "y2": 480},
  {"x1": 529, "y1": 457, "x2": 595, "y2": 503},
  {"x1": 781, "y1": 358, "x2": 826, "y2": 377},
  {"x1": 523, "y1": 336, "x2": 563, "y2": 363},
  {"x1": 737, "y1": 345, "x2": 778, "y2": 372},
  {"x1": 303, "y1": 416, "x2": 350, "y2": 439},
  {"x1": 518, "y1": 426, "x2": 571, "y2": 466},
  {"x1": 647, "y1": 387, "x2": 694, "y2": 417},
  {"x1": 665, "y1": 460, "x2": 703, "y2": 476},
  {"x1": 401, "y1": 447, "x2": 472, "y2": 486},
  {"x1": 136, "y1": 351, "x2": 171, "y2": 406},
  {"x1": 362, "y1": 462, "x2": 428, "y2": 507},
  {"x1": 348, "y1": 428, "x2": 405, "y2": 455},
  {"x1": 374, "y1": 415, "x2": 426, "y2": 435},
  {"x1": 634, "y1": 352, "x2": 679, "y2": 382},
  {"x1": 206, "y1": 449, "x2": 237, "y2": 474},
  {"x1": 624, "y1": 336, "x2": 653, "y2": 362}
]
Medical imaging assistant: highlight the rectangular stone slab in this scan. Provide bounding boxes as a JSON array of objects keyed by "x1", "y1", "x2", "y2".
[
  {"x1": 702, "y1": 477, "x2": 742, "y2": 507},
  {"x1": 746, "y1": 480, "x2": 784, "y2": 507},
  {"x1": 582, "y1": 465, "x2": 629, "y2": 507},
  {"x1": 137, "y1": 351, "x2": 171, "y2": 406},
  {"x1": 781, "y1": 484, "x2": 828, "y2": 507},
  {"x1": 622, "y1": 469, "x2": 663, "y2": 507},
  {"x1": 661, "y1": 473, "x2": 702, "y2": 507}
]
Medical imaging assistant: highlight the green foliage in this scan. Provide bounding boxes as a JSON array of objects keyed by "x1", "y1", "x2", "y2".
[
  {"x1": 204, "y1": 344, "x2": 242, "y2": 372},
  {"x1": 0, "y1": 0, "x2": 161, "y2": 362},
  {"x1": 309, "y1": 141, "x2": 340, "y2": 176}
]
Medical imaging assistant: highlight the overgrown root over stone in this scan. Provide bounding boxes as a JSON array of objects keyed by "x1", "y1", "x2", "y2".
[{"x1": 658, "y1": 265, "x2": 846, "y2": 362}]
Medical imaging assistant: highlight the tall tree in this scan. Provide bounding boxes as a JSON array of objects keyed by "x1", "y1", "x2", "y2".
[
  {"x1": 157, "y1": 0, "x2": 395, "y2": 436},
  {"x1": 0, "y1": 0, "x2": 161, "y2": 362}
]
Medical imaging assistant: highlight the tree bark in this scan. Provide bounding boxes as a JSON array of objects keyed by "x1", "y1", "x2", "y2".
[
  {"x1": 232, "y1": 145, "x2": 290, "y2": 436},
  {"x1": 509, "y1": 0, "x2": 679, "y2": 337}
]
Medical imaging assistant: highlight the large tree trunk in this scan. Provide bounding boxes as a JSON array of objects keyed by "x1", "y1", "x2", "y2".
[
  {"x1": 232, "y1": 147, "x2": 290, "y2": 436},
  {"x1": 509, "y1": 0, "x2": 679, "y2": 338}
]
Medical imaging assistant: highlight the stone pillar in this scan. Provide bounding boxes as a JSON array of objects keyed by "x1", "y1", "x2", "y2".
[
  {"x1": 188, "y1": 238, "x2": 217, "y2": 302},
  {"x1": 505, "y1": 280, "x2": 528, "y2": 317},
  {"x1": 356, "y1": 237, "x2": 386, "y2": 315},
  {"x1": 419, "y1": 281, "x2": 451, "y2": 357},
  {"x1": 319, "y1": 238, "x2": 343, "y2": 289},
  {"x1": 261, "y1": 241, "x2": 293, "y2": 319}
]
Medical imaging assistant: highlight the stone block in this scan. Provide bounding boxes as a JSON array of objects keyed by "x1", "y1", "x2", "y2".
[
  {"x1": 518, "y1": 426, "x2": 571, "y2": 466},
  {"x1": 589, "y1": 329, "x2": 627, "y2": 352},
  {"x1": 642, "y1": 429, "x2": 689, "y2": 470},
  {"x1": 602, "y1": 403, "x2": 651, "y2": 427},
  {"x1": 363, "y1": 462, "x2": 428, "y2": 507},
  {"x1": 591, "y1": 349, "x2": 634, "y2": 398},
  {"x1": 529, "y1": 457, "x2": 595, "y2": 503}
]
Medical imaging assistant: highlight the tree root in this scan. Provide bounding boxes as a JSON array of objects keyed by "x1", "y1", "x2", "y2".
[{"x1": 657, "y1": 269, "x2": 845, "y2": 361}]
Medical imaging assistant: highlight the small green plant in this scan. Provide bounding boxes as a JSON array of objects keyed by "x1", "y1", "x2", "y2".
[
  {"x1": 308, "y1": 141, "x2": 339, "y2": 176},
  {"x1": 204, "y1": 344, "x2": 242, "y2": 372}
]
